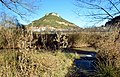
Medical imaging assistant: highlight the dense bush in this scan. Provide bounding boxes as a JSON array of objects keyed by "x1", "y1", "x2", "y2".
[{"x1": 0, "y1": 27, "x2": 24, "y2": 49}]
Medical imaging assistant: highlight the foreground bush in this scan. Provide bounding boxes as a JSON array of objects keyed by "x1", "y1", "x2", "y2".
[{"x1": 0, "y1": 49, "x2": 75, "y2": 77}]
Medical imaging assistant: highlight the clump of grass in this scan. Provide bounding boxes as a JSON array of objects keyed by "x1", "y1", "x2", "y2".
[{"x1": 95, "y1": 55, "x2": 120, "y2": 77}]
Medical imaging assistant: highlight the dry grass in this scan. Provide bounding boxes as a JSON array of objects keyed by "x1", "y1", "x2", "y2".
[{"x1": 0, "y1": 49, "x2": 76, "y2": 77}]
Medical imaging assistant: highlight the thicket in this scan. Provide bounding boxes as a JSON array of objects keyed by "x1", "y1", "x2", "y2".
[{"x1": 0, "y1": 27, "x2": 34, "y2": 49}]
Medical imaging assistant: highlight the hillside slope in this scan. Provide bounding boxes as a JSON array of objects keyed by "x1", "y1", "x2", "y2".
[{"x1": 28, "y1": 12, "x2": 79, "y2": 29}]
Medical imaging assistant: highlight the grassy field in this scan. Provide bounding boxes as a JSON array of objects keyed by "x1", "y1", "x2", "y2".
[{"x1": 0, "y1": 49, "x2": 80, "y2": 77}]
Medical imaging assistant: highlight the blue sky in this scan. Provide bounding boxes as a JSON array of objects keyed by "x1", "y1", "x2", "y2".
[
  {"x1": 0, "y1": 0, "x2": 106, "y2": 28},
  {"x1": 25, "y1": 0, "x2": 87, "y2": 27}
]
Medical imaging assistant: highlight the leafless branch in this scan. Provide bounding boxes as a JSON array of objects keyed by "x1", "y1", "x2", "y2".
[
  {"x1": 0, "y1": 0, "x2": 41, "y2": 18},
  {"x1": 108, "y1": 0, "x2": 120, "y2": 13},
  {"x1": 75, "y1": 0, "x2": 120, "y2": 26}
]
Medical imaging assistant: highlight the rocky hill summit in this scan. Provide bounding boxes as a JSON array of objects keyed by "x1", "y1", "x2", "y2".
[{"x1": 28, "y1": 12, "x2": 79, "y2": 30}]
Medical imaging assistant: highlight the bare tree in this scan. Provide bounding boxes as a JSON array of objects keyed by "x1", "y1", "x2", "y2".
[
  {"x1": 75, "y1": 0, "x2": 120, "y2": 25},
  {"x1": 0, "y1": 12, "x2": 16, "y2": 27},
  {"x1": 0, "y1": 0, "x2": 41, "y2": 18}
]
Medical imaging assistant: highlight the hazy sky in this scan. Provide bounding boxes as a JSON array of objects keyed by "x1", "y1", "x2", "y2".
[{"x1": 0, "y1": 0, "x2": 105, "y2": 28}]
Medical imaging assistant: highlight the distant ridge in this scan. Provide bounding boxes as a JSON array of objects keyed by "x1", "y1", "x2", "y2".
[{"x1": 28, "y1": 12, "x2": 80, "y2": 29}]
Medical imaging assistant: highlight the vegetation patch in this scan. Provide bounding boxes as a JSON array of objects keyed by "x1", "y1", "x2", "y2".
[{"x1": 0, "y1": 49, "x2": 79, "y2": 77}]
